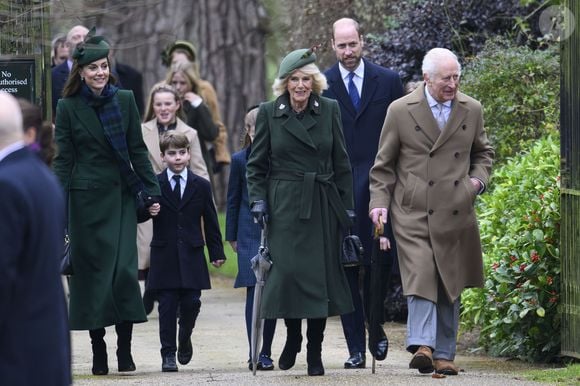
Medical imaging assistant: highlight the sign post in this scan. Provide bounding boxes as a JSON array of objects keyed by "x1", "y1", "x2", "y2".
[{"x1": 0, "y1": 57, "x2": 36, "y2": 102}]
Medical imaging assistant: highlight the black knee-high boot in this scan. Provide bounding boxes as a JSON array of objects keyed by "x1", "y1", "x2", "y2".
[
  {"x1": 115, "y1": 322, "x2": 136, "y2": 372},
  {"x1": 278, "y1": 318, "x2": 303, "y2": 370},
  {"x1": 89, "y1": 328, "x2": 108, "y2": 376},
  {"x1": 306, "y1": 318, "x2": 326, "y2": 376}
]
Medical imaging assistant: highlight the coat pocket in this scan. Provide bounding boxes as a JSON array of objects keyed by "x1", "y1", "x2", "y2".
[
  {"x1": 150, "y1": 240, "x2": 167, "y2": 247},
  {"x1": 400, "y1": 173, "x2": 418, "y2": 211}
]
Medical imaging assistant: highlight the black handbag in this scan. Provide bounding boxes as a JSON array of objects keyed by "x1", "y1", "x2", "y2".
[
  {"x1": 342, "y1": 234, "x2": 364, "y2": 267},
  {"x1": 61, "y1": 230, "x2": 73, "y2": 275}
]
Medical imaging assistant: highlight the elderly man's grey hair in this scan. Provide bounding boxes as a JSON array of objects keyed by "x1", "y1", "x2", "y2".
[
  {"x1": 0, "y1": 92, "x2": 24, "y2": 147},
  {"x1": 421, "y1": 48, "x2": 462, "y2": 78}
]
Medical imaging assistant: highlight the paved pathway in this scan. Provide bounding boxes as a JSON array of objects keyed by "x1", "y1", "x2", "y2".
[{"x1": 71, "y1": 276, "x2": 545, "y2": 385}]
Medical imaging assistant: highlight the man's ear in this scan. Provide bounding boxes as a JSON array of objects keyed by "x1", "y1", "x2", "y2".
[{"x1": 331, "y1": 38, "x2": 336, "y2": 51}]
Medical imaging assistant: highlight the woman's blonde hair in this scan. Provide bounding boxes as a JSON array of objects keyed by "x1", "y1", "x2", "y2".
[
  {"x1": 143, "y1": 82, "x2": 184, "y2": 123},
  {"x1": 164, "y1": 60, "x2": 201, "y2": 94},
  {"x1": 272, "y1": 63, "x2": 328, "y2": 97}
]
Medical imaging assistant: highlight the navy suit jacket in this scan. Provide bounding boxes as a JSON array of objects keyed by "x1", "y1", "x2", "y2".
[
  {"x1": 144, "y1": 169, "x2": 225, "y2": 290},
  {"x1": 323, "y1": 59, "x2": 404, "y2": 264},
  {"x1": 51, "y1": 61, "x2": 70, "y2": 117},
  {"x1": 0, "y1": 147, "x2": 71, "y2": 385}
]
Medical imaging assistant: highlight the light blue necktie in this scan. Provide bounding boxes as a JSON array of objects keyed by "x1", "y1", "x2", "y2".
[{"x1": 348, "y1": 72, "x2": 360, "y2": 112}]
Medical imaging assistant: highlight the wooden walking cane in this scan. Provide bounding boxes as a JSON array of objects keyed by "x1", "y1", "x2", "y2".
[{"x1": 371, "y1": 214, "x2": 383, "y2": 374}]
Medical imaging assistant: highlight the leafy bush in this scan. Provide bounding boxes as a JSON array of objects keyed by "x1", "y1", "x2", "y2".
[
  {"x1": 461, "y1": 133, "x2": 560, "y2": 362},
  {"x1": 460, "y1": 39, "x2": 560, "y2": 165},
  {"x1": 365, "y1": 0, "x2": 544, "y2": 81}
]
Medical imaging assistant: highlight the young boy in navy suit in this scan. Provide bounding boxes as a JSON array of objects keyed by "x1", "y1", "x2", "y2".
[{"x1": 143, "y1": 131, "x2": 225, "y2": 372}]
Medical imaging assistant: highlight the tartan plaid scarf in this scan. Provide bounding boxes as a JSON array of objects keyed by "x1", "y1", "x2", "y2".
[{"x1": 80, "y1": 83, "x2": 143, "y2": 194}]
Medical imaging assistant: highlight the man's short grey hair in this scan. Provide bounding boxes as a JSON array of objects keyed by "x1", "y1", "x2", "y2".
[
  {"x1": 421, "y1": 48, "x2": 462, "y2": 78},
  {"x1": 0, "y1": 92, "x2": 24, "y2": 147}
]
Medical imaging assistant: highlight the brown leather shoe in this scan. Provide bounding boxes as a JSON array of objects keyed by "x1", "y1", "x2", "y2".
[
  {"x1": 434, "y1": 359, "x2": 460, "y2": 375},
  {"x1": 409, "y1": 345, "x2": 434, "y2": 373}
]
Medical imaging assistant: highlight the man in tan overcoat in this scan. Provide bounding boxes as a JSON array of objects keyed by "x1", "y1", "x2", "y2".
[{"x1": 369, "y1": 48, "x2": 493, "y2": 376}]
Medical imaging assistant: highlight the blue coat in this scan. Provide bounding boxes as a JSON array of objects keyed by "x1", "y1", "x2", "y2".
[
  {"x1": 0, "y1": 147, "x2": 71, "y2": 385},
  {"x1": 225, "y1": 148, "x2": 261, "y2": 288},
  {"x1": 145, "y1": 170, "x2": 226, "y2": 290},
  {"x1": 323, "y1": 59, "x2": 404, "y2": 264},
  {"x1": 51, "y1": 61, "x2": 69, "y2": 116}
]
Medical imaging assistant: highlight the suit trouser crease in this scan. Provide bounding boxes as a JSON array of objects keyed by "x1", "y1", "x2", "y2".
[
  {"x1": 406, "y1": 280, "x2": 460, "y2": 360},
  {"x1": 340, "y1": 266, "x2": 366, "y2": 354}
]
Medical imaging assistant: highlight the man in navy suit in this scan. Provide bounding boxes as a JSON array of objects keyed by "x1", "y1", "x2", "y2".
[
  {"x1": 0, "y1": 92, "x2": 71, "y2": 385},
  {"x1": 51, "y1": 25, "x2": 89, "y2": 117},
  {"x1": 323, "y1": 17, "x2": 404, "y2": 369}
]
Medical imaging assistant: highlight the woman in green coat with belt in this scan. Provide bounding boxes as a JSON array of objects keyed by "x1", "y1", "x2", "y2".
[
  {"x1": 246, "y1": 48, "x2": 355, "y2": 376},
  {"x1": 53, "y1": 32, "x2": 160, "y2": 376}
]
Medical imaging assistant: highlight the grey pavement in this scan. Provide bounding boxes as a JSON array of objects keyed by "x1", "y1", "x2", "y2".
[{"x1": 71, "y1": 276, "x2": 545, "y2": 385}]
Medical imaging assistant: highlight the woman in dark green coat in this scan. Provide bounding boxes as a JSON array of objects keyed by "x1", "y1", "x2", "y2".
[
  {"x1": 246, "y1": 48, "x2": 355, "y2": 376},
  {"x1": 53, "y1": 32, "x2": 160, "y2": 376}
]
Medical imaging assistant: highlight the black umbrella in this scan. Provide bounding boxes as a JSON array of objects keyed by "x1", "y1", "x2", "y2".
[
  {"x1": 368, "y1": 216, "x2": 394, "y2": 374},
  {"x1": 250, "y1": 223, "x2": 273, "y2": 376}
]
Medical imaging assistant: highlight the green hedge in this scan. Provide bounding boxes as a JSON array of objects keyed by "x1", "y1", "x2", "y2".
[
  {"x1": 461, "y1": 39, "x2": 559, "y2": 166},
  {"x1": 461, "y1": 133, "x2": 560, "y2": 361}
]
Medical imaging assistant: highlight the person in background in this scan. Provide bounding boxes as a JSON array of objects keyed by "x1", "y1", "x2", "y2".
[
  {"x1": 105, "y1": 36, "x2": 146, "y2": 117},
  {"x1": 18, "y1": 98, "x2": 56, "y2": 166},
  {"x1": 52, "y1": 34, "x2": 69, "y2": 68},
  {"x1": 53, "y1": 31, "x2": 160, "y2": 376},
  {"x1": 246, "y1": 48, "x2": 355, "y2": 377},
  {"x1": 166, "y1": 61, "x2": 218, "y2": 178},
  {"x1": 51, "y1": 25, "x2": 89, "y2": 116},
  {"x1": 225, "y1": 105, "x2": 277, "y2": 371},
  {"x1": 369, "y1": 47, "x2": 494, "y2": 376},
  {"x1": 138, "y1": 83, "x2": 209, "y2": 314},
  {"x1": 323, "y1": 17, "x2": 404, "y2": 369},
  {"x1": 0, "y1": 91, "x2": 71, "y2": 386},
  {"x1": 140, "y1": 132, "x2": 225, "y2": 372},
  {"x1": 162, "y1": 40, "x2": 231, "y2": 174}
]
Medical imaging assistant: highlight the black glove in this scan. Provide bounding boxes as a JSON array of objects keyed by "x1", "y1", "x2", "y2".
[
  {"x1": 143, "y1": 195, "x2": 160, "y2": 208},
  {"x1": 250, "y1": 200, "x2": 268, "y2": 228},
  {"x1": 346, "y1": 209, "x2": 357, "y2": 227}
]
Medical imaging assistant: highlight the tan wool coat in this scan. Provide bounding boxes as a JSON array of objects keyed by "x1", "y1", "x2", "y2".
[
  {"x1": 199, "y1": 79, "x2": 230, "y2": 164},
  {"x1": 137, "y1": 117, "x2": 209, "y2": 270},
  {"x1": 369, "y1": 83, "x2": 494, "y2": 303}
]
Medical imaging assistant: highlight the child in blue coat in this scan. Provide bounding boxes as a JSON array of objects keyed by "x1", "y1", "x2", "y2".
[
  {"x1": 225, "y1": 106, "x2": 276, "y2": 370},
  {"x1": 144, "y1": 132, "x2": 225, "y2": 372}
]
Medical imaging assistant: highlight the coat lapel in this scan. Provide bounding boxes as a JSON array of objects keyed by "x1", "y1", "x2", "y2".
[
  {"x1": 180, "y1": 171, "x2": 198, "y2": 207},
  {"x1": 274, "y1": 94, "x2": 317, "y2": 150},
  {"x1": 142, "y1": 119, "x2": 164, "y2": 172},
  {"x1": 327, "y1": 64, "x2": 357, "y2": 117},
  {"x1": 407, "y1": 85, "x2": 440, "y2": 146},
  {"x1": 358, "y1": 59, "x2": 378, "y2": 116},
  {"x1": 71, "y1": 97, "x2": 111, "y2": 150},
  {"x1": 432, "y1": 93, "x2": 468, "y2": 152},
  {"x1": 159, "y1": 172, "x2": 180, "y2": 210}
]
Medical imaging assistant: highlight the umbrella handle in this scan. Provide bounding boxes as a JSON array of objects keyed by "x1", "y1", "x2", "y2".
[{"x1": 260, "y1": 221, "x2": 269, "y2": 251}]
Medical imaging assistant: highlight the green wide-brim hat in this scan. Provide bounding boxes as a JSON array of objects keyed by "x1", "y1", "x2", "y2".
[
  {"x1": 277, "y1": 48, "x2": 317, "y2": 79},
  {"x1": 73, "y1": 30, "x2": 110, "y2": 66}
]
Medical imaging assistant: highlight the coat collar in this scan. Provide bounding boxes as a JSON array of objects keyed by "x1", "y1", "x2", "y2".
[
  {"x1": 159, "y1": 168, "x2": 198, "y2": 209},
  {"x1": 273, "y1": 92, "x2": 321, "y2": 118},
  {"x1": 272, "y1": 93, "x2": 319, "y2": 150},
  {"x1": 406, "y1": 83, "x2": 469, "y2": 150},
  {"x1": 326, "y1": 58, "x2": 378, "y2": 118},
  {"x1": 70, "y1": 95, "x2": 113, "y2": 151},
  {"x1": 142, "y1": 118, "x2": 194, "y2": 174}
]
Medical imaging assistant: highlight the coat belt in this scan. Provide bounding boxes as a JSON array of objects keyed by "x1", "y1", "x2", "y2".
[{"x1": 269, "y1": 169, "x2": 350, "y2": 228}]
